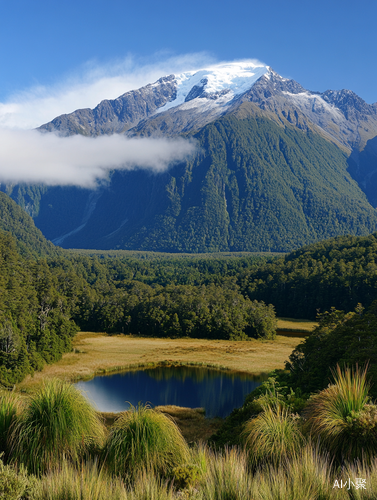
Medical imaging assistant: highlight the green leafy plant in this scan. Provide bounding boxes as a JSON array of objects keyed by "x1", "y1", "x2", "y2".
[
  {"x1": 0, "y1": 457, "x2": 38, "y2": 500},
  {"x1": 171, "y1": 465, "x2": 201, "y2": 490}
]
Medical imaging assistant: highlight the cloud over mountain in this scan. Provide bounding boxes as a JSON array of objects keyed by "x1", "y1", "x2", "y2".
[{"x1": 0, "y1": 129, "x2": 197, "y2": 187}]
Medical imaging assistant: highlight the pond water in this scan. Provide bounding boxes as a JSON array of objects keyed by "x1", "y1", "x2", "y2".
[{"x1": 75, "y1": 366, "x2": 265, "y2": 418}]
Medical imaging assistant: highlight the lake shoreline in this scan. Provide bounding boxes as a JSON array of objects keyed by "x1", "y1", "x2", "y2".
[{"x1": 17, "y1": 332, "x2": 303, "y2": 393}]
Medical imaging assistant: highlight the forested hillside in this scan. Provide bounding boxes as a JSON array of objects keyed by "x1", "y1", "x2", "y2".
[
  {"x1": 0, "y1": 232, "x2": 78, "y2": 384},
  {"x1": 5, "y1": 115, "x2": 377, "y2": 252},
  {"x1": 2, "y1": 190, "x2": 377, "y2": 385},
  {"x1": 242, "y1": 233, "x2": 377, "y2": 319},
  {"x1": 0, "y1": 191, "x2": 60, "y2": 259}
]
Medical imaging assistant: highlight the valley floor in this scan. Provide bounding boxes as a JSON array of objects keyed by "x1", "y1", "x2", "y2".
[
  {"x1": 16, "y1": 328, "x2": 306, "y2": 442},
  {"x1": 17, "y1": 332, "x2": 302, "y2": 392}
]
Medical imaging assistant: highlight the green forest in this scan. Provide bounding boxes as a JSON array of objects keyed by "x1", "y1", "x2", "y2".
[{"x1": 1, "y1": 186, "x2": 377, "y2": 389}]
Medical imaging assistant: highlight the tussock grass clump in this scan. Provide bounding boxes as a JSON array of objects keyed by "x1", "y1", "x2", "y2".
[
  {"x1": 303, "y1": 364, "x2": 377, "y2": 463},
  {"x1": 251, "y1": 445, "x2": 342, "y2": 500},
  {"x1": 35, "y1": 460, "x2": 128, "y2": 500},
  {"x1": 201, "y1": 447, "x2": 252, "y2": 500},
  {"x1": 130, "y1": 471, "x2": 176, "y2": 500},
  {"x1": 243, "y1": 402, "x2": 304, "y2": 466},
  {"x1": 0, "y1": 391, "x2": 20, "y2": 456},
  {"x1": 345, "y1": 458, "x2": 377, "y2": 499},
  {"x1": 10, "y1": 378, "x2": 105, "y2": 475},
  {"x1": 102, "y1": 404, "x2": 190, "y2": 479}
]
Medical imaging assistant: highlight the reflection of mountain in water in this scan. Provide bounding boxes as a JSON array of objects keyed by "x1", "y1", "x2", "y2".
[{"x1": 76, "y1": 367, "x2": 266, "y2": 418}]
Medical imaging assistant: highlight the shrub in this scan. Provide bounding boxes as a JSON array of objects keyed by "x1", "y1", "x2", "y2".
[
  {"x1": 243, "y1": 402, "x2": 304, "y2": 466},
  {"x1": 102, "y1": 404, "x2": 190, "y2": 479},
  {"x1": 10, "y1": 379, "x2": 105, "y2": 475},
  {"x1": 303, "y1": 364, "x2": 377, "y2": 463},
  {"x1": 0, "y1": 457, "x2": 38, "y2": 500},
  {"x1": 171, "y1": 465, "x2": 201, "y2": 490}
]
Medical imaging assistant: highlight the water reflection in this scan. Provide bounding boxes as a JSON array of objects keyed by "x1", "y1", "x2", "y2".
[{"x1": 76, "y1": 366, "x2": 265, "y2": 418}]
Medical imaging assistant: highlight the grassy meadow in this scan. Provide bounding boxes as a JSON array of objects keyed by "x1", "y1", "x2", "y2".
[
  {"x1": 15, "y1": 331, "x2": 302, "y2": 445},
  {"x1": 17, "y1": 331, "x2": 302, "y2": 392},
  {"x1": 276, "y1": 317, "x2": 317, "y2": 335}
]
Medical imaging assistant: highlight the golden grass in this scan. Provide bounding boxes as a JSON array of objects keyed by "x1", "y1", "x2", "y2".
[
  {"x1": 100, "y1": 407, "x2": 222, "y2": 444},
  {"x1": 17, "y1": 333, "x2": 302, "y2": 393},
  {"x1": 154, "y1": 405, "x2": 223, "y2": 443},
  {"x1": 277, "y1": 317, "x2": 317, "y2": 335}
]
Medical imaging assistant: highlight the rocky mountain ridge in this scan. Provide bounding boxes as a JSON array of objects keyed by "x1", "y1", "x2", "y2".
[{"x1": 39, "y1": 64, "x2": 377, "y2": 152}]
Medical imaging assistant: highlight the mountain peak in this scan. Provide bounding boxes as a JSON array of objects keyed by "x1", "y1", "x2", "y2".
[{"x1": 156, "y1": 61, "x2": 270, "y2": 113}]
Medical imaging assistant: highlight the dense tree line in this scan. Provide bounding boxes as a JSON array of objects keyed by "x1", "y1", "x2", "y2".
[
  {"x1": 286, "y1": 301, "x2": 377, "y2": 398},
  {"x1": 0, "y1": 233, "x2": 78, "y2": 384},
  {"x1": 0, "y1": 232, "x2": 277, "y2": 385},
  {"x1": 3, "y1": 180, "x2": 377, "y2": 385},
  {"x1": 77, "y1": 280, "x2": 276, "y2": 340},
  {"x1": 79, "y1": 233, "x2": 377, "y2": 322},
  {"x1": 241, "y1": 233, "x2": 377, "y2": 319}
]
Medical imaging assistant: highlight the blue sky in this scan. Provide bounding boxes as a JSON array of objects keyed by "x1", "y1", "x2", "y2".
[{"x1": 0, "y1": 0, "x2": 376, "y2": 129}]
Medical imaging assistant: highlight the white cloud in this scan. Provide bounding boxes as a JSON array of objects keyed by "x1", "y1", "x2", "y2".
[
  {"x1": 0, "y1": 129, "x2": 197, "y2": 187},
  {"x1": 0, "y1": 52, "x2": 216, "y2": 130}
]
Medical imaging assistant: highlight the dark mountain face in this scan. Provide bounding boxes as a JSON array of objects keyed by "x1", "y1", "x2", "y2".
[{"x1": 4, "y1": 65, "x2": 377, "y2": 252}]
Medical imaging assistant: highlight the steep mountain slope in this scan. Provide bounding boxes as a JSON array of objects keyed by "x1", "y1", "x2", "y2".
[
  {"x1": 0, "y1": 191, "x2": 61, "y2": 258},
  {"x1": 4, "y1": 61, "x2": 377, "y2": 252},
  {"x1": 19, "y1": 113, "x2": 377, "y2": 252}
]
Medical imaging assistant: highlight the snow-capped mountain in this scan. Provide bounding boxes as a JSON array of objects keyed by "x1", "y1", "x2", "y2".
[
  {"x1": 39, "y1": 60, "x2": 377, "y2": 151},
  {"x1": 8, "y1": 60, "x2": 377, "y2": 252},
  {"x1": 155, "y1": 61, "x2": 269, "y2": 111},
  {"x1": 38, "y1": 61, "x2": 270, "y2": 137}
]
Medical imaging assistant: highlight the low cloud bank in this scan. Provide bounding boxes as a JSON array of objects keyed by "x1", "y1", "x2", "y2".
[{"x1": 0, "y1": 129, "x2": 197, "y2": 187}]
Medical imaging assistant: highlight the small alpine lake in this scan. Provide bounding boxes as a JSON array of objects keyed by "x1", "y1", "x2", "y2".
[{"x1": 75, "y1": 365, "x2": 267, "y2": 418}]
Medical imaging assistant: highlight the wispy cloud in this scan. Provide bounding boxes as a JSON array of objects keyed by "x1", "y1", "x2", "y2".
[
  {"x1": 0, "y1": 52, "x2": 216, "y2": 130},
  {"x1": 0, "y1": 129, "x2": 197, "y2": 187},
  {"x1": 0, "y1": 53, "x2": 214, "y2": 187}
]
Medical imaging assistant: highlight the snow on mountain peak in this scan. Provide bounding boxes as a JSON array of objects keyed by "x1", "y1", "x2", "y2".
[{"x1": 157, "y1": 60, "x2": 270, "y2": 114}]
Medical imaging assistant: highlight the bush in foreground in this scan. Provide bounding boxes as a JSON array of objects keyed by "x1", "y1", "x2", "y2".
[
  {"x1": 243, "y1": 401, "x2": 304, "y2": 466},
  {"x1": 303, "y1": 365, "x2": 377, "y2": 463},
  {"x1": 102, "y1": 404, "x2": 190, "y2": 479},
  {"x1": 10, "y1": 379, "x2": 105, "y2": 475}
]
